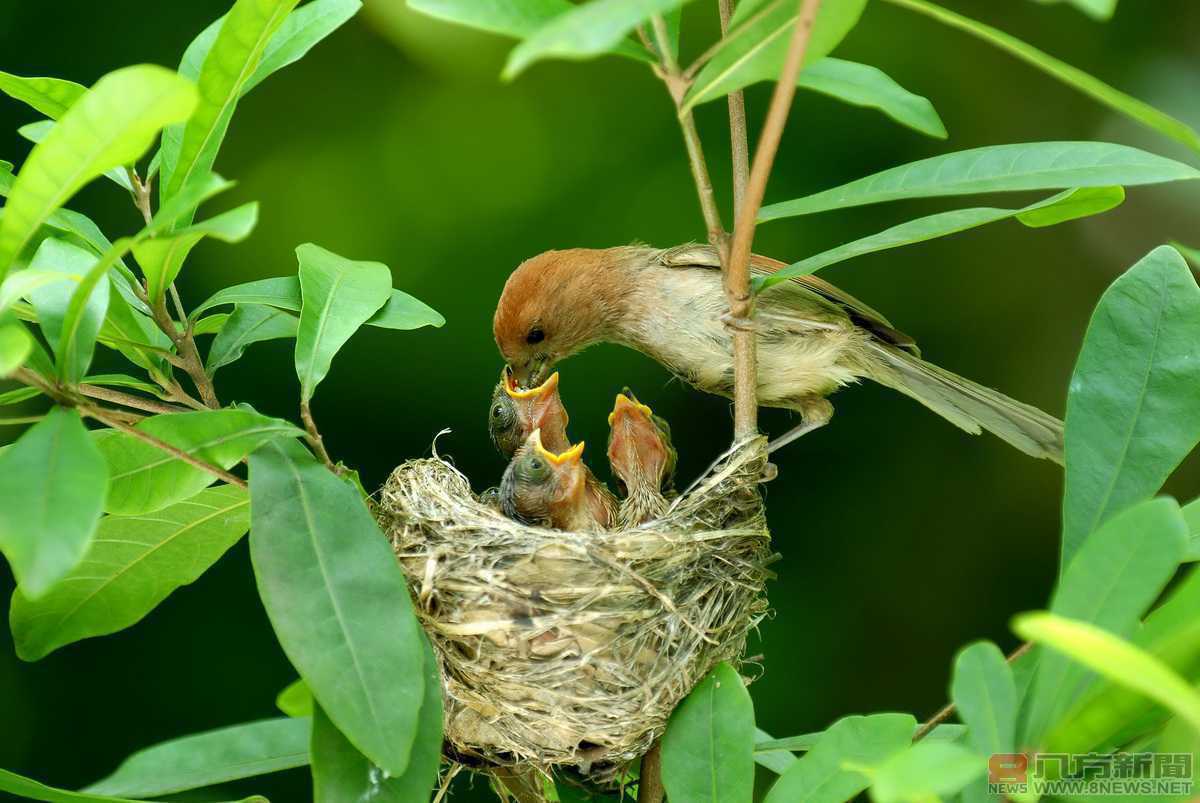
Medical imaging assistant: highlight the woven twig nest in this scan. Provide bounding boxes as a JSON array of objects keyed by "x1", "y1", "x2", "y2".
[{"x1": 376, "y1": 436, "x2": 775, "y2": 780}]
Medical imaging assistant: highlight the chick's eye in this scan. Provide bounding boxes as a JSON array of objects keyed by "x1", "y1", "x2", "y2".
[
  {"x1": 526, "y1": 327, "x2": 545, "y2": 344},
  {"x1": 491, "y1": 404, "x2": 504, "y2": 419},
  {"x1": 529, "y1": 458, "x2": 543, "y2": 471}
]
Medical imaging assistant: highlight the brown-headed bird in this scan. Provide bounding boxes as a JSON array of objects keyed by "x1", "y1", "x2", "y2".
[
  {"x1": 500, "y1": 429, "x2": 616, "y2": 531},
  {"x1": 488, "y1": 366, "x2": 570, "y2": 458},
  {"x1": 493, "y1": 244, "x2": 1063, "y2": 461},
  {"x1": 607, "y1": 389, "x2": 678, "y2": 526}
]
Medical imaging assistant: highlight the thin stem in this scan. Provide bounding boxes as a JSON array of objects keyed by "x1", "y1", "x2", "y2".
[
  {"x1": 637, "y1": 740, "x2": 665, "y2": 803},
  {"x1": 77, "y1": 383, "x2": 190, "y2": 415},
  {"x1": 82, "y1": 403, "x2": 247, "y2": 489},
  {"x1": 127, "y1": 168, "x2": 154, "y2": 226},
  {"x1": 912, "y1": 641, "x2": 1033, "y2": 742},
  {"x1": 683, "y1": 1, "x2": 778, "y2": 80},
  {"x1": 149, "y1": 295, "x2": 219, "y2": 408},
  {"x1": 300, "y1": 399, "x2": 336, "y2": 471},
  {"x1": 724, "y1": 0, "x2": 822, "y2": 439},
  {"x1": 651, "y1": 15, "x2": 727, "y2": 248},
  {"x1": 719, "y1": 0, "x2": 751, "y2": 217}
]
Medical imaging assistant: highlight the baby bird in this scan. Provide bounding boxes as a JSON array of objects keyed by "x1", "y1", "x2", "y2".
[
  {"x1": 500, "y1": 429, "x2": 616, "y2": 532},
  {"x1": 607, "y1": 390, "x2": 677, "y2": 527},
  {"x1": 488, "y1": 366, "x2": 570, "y2": 458},
  {"x1": 493, "y1": 244, "x2": 1064, "y2": 462}
]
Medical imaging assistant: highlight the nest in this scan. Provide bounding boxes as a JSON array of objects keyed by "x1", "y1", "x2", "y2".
[{"x1": 376, "y1": 436, "x2": 775, "y2": 780}]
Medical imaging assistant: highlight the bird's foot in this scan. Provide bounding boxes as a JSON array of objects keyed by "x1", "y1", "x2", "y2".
[{"x1": 719, "y1": 311, "x2": 762, "y2": 333}]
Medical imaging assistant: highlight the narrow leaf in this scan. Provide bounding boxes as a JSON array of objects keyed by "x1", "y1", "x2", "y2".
[
  {"x1": 682, "y1": 0, "x2": 869, "y2": 111},
  {"x1": 1031, "y1": 0, "x2": 1117, "y2": 21},
  {"x1": 503, "y1": 0, "x2": 676, "y2": 79},
  {"x1": 1062, "y1": 245, "x2": 1200, "y2": 567},
  {"x1": 17, "y1": 120, "x2": 135, "y2": 192},
  {"x1": 293, "y1": 243, "x2": 391, "y2": 401},
  {"x1": 27, "y1": 238, "x2": 110, "y2": 382},
  {"x1": 192, "y1": 312, "x2": 231, "y2": 336},
  {"x1": 0, "y1": 65, "x2": 197, "y2": 277},
  {"x1": 248, "y1": 438, "x2": 425, "y2": 776},
  {"x1": 951, "y1": 641, "x2": 1017, "y2": 757},
  {"x1": 1022, "y1": 497, "x2": 1188, "y2": 746},
  {"x1": 0, "y1": 407, "x2": 108, "y2": 598},
  {"x1": 755, "y1": 723, "x2": 964, "y2": 753},
  {"x1": 1, "y1": 767, "x2": 265, "y2": 803},
  {"x1": 759, "y1": 142, "x2": 1198, "y2": 221},
  {"x1": 764, "y1": 714, "x2": 915, "y2": 803},
  {"x1": 795, "y1": 58, "x2": 946, "y2": 139},
  {"x1": 311, "y1": 635, "x2": 443, "y2": 802},
  {"x1": 132, "y1": 202, "x2": 259, "y2": 303},
  {"x1": 83, "y1": 717, "x2": 309, "y2": 798},
  {"x1": 868, "y1": 741, "x2": 984, "y2": 803},
  {"x1": 10, "y1": 485, "x2": 250, "y2": 661},
  {"x1": 277, "y1": 679, "x2": 314, "y2": 718},
  {"x1": 96, "y1": 409, "x2": 302, "y2": 515},
  {"x1": 882, "y1": 0, "x2": 1199, "y2": 152},
  {"x1": 0, "y1": 320, "x2": 33, "y2": 376},
  {"x1": 756, "y1": 186, "x2": 1123, "y2": 289},
  {"x1": 1015, "y1": 612, "x2": 1200, "y2": 733},
  {"x1": 660, "y1": 662, "x2": 755, "y2": 803},
  {"x1": 0, "y1": 71, "x2": 86, "y2": 119},
  {"x1": 245, "y1": 0, "x2": 363, "y2": 94},
  {"x1": 207, "y1": 304, "x2": 298, "y2": 376}
]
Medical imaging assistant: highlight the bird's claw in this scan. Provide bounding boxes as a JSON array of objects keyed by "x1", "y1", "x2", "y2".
[{"x1": 720, "y1": 312, "x2": 760, "y2": 333}]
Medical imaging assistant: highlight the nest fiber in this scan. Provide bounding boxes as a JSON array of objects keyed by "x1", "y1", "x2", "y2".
[{"x1": 377, "y1": 437, "x2": 774, "y2": 778}]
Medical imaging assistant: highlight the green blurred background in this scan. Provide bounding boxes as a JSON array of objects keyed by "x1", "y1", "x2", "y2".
[{"x1": 1, "y1": 0, "x2": 1198, "y2": 799}]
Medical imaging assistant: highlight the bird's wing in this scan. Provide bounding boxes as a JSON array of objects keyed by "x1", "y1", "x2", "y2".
[{"x1": 657, "y1": 243, "x2": 920, "y2": 354}]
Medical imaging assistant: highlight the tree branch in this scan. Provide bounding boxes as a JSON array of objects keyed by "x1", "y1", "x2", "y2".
[
  {"x1": 77, "y1": 383, "x2": 190, "y2": 415},
  {"x1": 724, "y1": 0, "x2": 822, "y2": 440},
  {"x1": 720, "y1": 0, "x2": 751, "y2": 217},
  {"x1": 912, "y1": 641, "x2": 1033, "y2": 742},
  {"x1": 300, "y1": 399, "x2": 336, "y2": 471},
  {"x1": 149, "y1": 295, "x2": 219, "y2": 408},
  {"x1": 81, "y1": 403, "x2": 248, "y2": 489},
  {"x1": 637, "y1": 740, "x2": 665, "y2": 803}
]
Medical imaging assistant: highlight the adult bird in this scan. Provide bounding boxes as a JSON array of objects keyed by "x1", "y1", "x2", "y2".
[{"x1": 493, "y1": 244, "x2": 1063, "y2": 461}]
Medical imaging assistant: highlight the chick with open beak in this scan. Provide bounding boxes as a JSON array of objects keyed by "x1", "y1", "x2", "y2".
[
  {"x1": 499, "y1": 429, "x2": 615, "y2": 532},
  {"x1": 488, "y1": 366, "x2": 570, "y2": 459},
  {"x1": 607, "y1": 389, "x2": 678, "y2": 526}
]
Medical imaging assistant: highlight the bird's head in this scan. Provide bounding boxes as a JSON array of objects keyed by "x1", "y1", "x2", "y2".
[
  {"x1": 488, "y1": 366, "x2": 569, "y2": 459},
  {"x1": 607, "y1": 389, "x2": 676, "y2": 497},
  {"x1": 494, "y1": 248, "x2": 635, "y2": 387},
  {"x1": 500, "y1": 428, "x2": 588, "y2": 526}
]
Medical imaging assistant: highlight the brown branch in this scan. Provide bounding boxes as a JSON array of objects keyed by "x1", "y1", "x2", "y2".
[
  {"x1": 637, "y1": 740, "x2": 665, "y2": 803},
  {"x1": 720, "y1": 0, "x2": 751, "y2": 217},
  {"x1": 724, "y1": 0, "x2": 822, "y2": 440},
  {"x1": 300, "y1": 399, "x2": 336, "y2": 471},
  {"x1": 81, "y1": 403, "x2": 247, "y2": 489},
  {"x1": 127, "y1": 169, "x2": 154, "y2": 226},
  {"x1": 912, "y1": 641, "x2": 1033, "y2": 743},
  {"x1": 149, "y1": 295, "x2": 219, "y2": 408},
  {"x1": 77, "y1": 383, "x2": 190, "y2": 415}
]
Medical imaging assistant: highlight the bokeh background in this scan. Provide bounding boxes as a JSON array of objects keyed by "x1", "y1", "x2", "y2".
[{"x1": 1, "y1": 0, "x2": 1198, "y2": 799}]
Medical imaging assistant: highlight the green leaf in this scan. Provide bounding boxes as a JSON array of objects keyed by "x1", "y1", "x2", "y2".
[
  {"x1": 293, "y1": 243, "x2": 392, "y2": 401},
  {"x1": 763, "y1": 713, "x2": 915, "y2": 803},
  {"x1": 99, "y1": 285, "x2": 173, "y2": 375},
  {"x1": 83, "y1": 717, "x2": 309, "y2": 798},
  {"x1": 1021, "y1": 497, "x2": 1188, "y2": 747},
  {"x1": 0, "y1": 768, "x2": 265, "y2": 803},
  {"x1": 1185, "y1": 498, "x2": 1200, "y2": 562},
  {"x1": 409, "y1": 0, "x2": 650, "y2": 61},
  {"x1": 311, "y1": 635, "x2": 443, "y2": 802},
  {"x1": 0, "y1": 267, "x2": 72, "y2": 314},
  {"x1": 1031, "y1": 0, "x2": 1117, "y2": 21},
  {"x1": 10, "y1": 485, "x2": 250, "y2": 661},
  {"x1": 0, "y1": 71, "x2": 86, "y2": 119},
  {"x1": 867, "y1": 741, "x2": 984, "y2": 803},
  {"x1": 682, "y1": 0, "x2": 868, "y2": 112},
  {"x1": 0, "y1": 65, "x2": 198, "y2": 278},
  {"x1": 192, "y1": 275, "x2": 444, "y2": 330},
  {"x1": 0, "y1": 320, "x2": 33, "y2": 376},
  {"x1": 192, "y1": 312, "x2": 231, "y2": 336},
  {"x1": 1062, "y1": 245, "x2": 1200, "y2": 567},
  {"x1": 207, "y1": 304, "x2": 298, "y2": 376},
  {"x1": 754, "y1": 729, "x2": 797, "y2": 775},
  {"x1": 1174, "y1": 241, "x2": 1200, "y2": 270},
  {"x1": 759, "y1": 142, "x2": 1198, "y2": 221},
  {"x1": 81, "y1": 374, "x2": 165, "y2": 396},
  {"x1": 277, "y1": 678, "x2": 314, "y2": 718},
  {"x1": 248, "y1": 438, "x2": 425, "y2": 777},
  {"x1": 0, "y1": 386, "x2": 42, "y2": 406},
  {"x1": 660, "y1": 662, "x2": 755, "y2": 803},
  {"x1": 150, "y1": 172, "x2": 236, "y2": 234},
  {"x1": 755, "y1": 186, "x2": 1123, "y2": 290},
  {"x1": 503, "y1": 0, "x2": 675, "y2": 79},
  {"x1": 951, "y1": 641, "x2": 1016, "y2": 758},
  {"x1": 27, "y1": 238, "x2": 110, "y2": 382},
  {"x1": 97, "y1": 409, "x2": 302, "y2": 515},
  {"x1": 1046, "y1": 565, "x2": 1200, "y2": 754},
  {"x1": 17, "y1": 120, "x2": 136, "y2": 192},
  {"x1": 132, "y1": 202, "x2": 259, "y2": 303},
  {"x1": 161, "y1": 0, "x2": 301, "y2": 205},
  {"x1": 245, "y1": 0, "x2": 363, "y2": 94},
  {"x1": 0, "y1": 407, "x2": 107, "y2": 598},
  {"x1": 1015, "y1": 611, "x2": 1200, "y2": 733},
  {"x1": 794, "y1": 58, "x2": 945, "y2": 139},
  {"x1": 881, "y1": 0, "x2": 1199, "y2": 152},
  {"x1": 755, "y1": 723, "x2": 964, "y2": 753}
]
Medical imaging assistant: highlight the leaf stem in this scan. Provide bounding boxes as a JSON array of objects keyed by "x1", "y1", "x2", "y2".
[
  {"x1": 80, "y1": 402, "x2": 248, "y2": 489},
  {"x1": 300, "y1": 399, "x2": 336, "y2": 471},
  {"x1": 77, "y1": 383, "x2": 191, "y2": 415},
  {"x1": 149, "y1": 295, "x2": 219, "y2": 408},
  {"x1": 127, "y1": 168, "x2": 154, "y2": 226},
  {"x1": 720, "y1": 0, "x2": 751, "y2": 219},
  {"x1": 724, "y1": 0, "x2": 822, "y2": 439}
]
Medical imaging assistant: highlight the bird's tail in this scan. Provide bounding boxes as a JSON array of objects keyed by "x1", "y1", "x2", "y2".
[{"x1": 868, "y1": 343, "x2": 1064, "y2": 464}]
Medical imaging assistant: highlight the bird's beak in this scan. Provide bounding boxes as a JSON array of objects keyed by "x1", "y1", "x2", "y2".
[
  {"x1": 506, "y1": 369, "x2": 568, "y2": 436},
  {"x1": 504, "y1": 368, "x2": 559, "y2": 402},
  {"x1": 607, "y1": 391, "x2": 654, "y2": 427},
  {"x1": 533, "y1": 432, "x2": 586, "y2": 501},
  {"x1": 607, "y1": 392, "x2": 667, "y2": 483}
]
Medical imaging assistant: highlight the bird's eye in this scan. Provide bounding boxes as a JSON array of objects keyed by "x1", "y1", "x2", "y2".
[
  {"x1": 491, "y1": 404, "x2": 504, "y2": 419},
  {"x1": 529, "y1": 458, "x2": 543, "y2": 471},
  {"x1": 526, "y1": 327, "x2": 545, "y2": 344}
]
